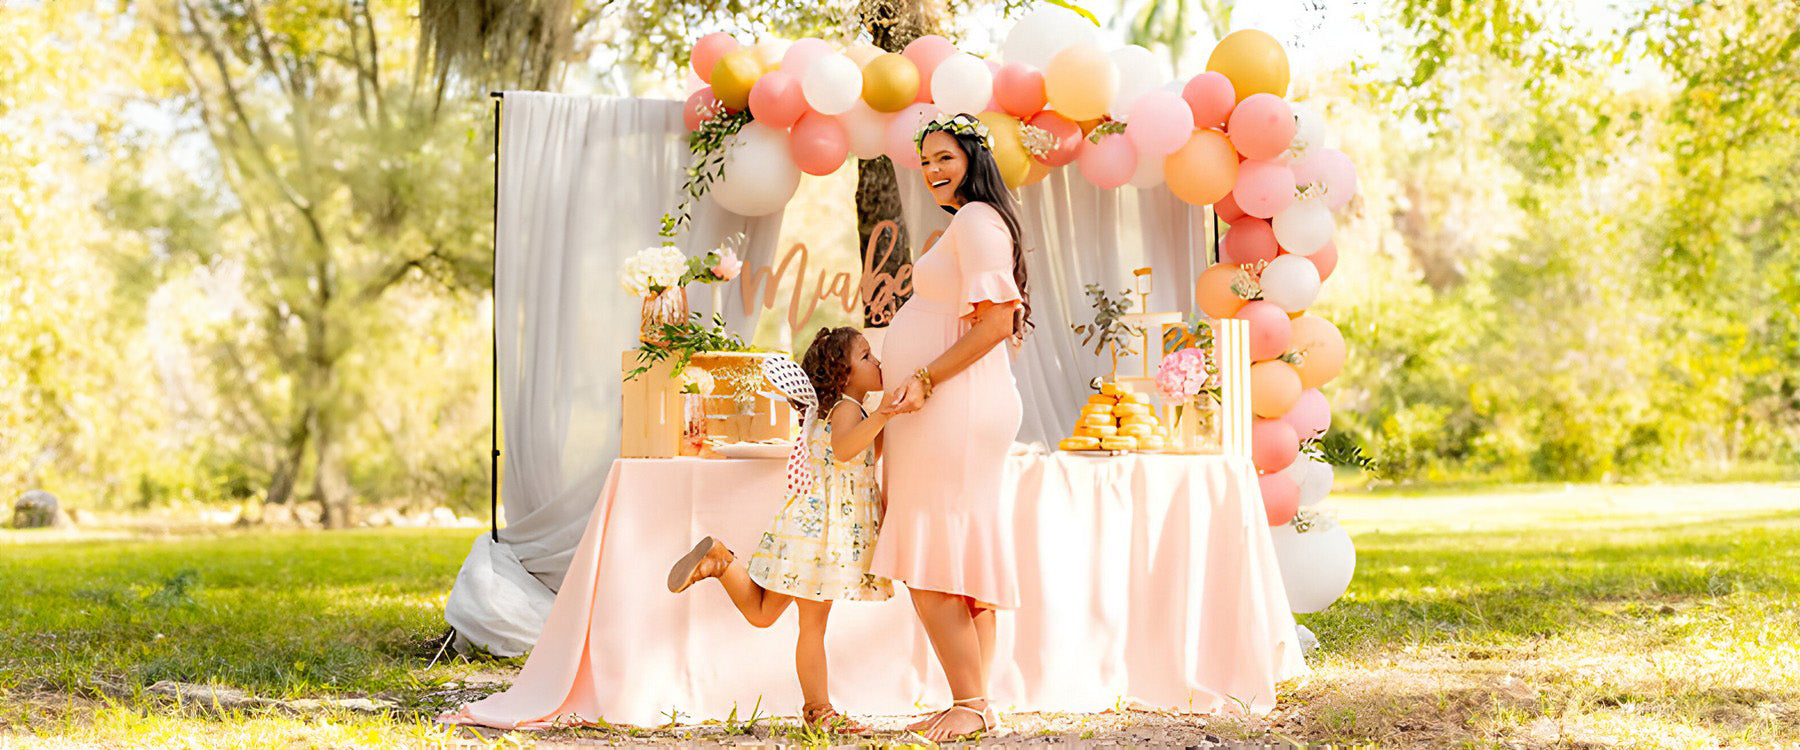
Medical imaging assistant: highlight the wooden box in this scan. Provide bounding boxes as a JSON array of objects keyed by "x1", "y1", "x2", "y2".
[{"x1": 620, "y1": 351, "x2": 793, "y2": 459}]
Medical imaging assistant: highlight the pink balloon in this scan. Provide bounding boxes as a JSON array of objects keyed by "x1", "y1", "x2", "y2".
[
  {"x1": 1305, "y1": 240, "x2": 1338, "y2": 281},
  {"x1": 884, "y1": 102, "x2": 940, "y2": 170},
  {"x1": 1221, "y1": 218, "x2": 1279, "y2": 264},
  {"x1": 1027, "y1": 110, "x2": 1082, "y2": 167},
  {"x1": 1234, "y1": 160, "x2": 1296, "y2": 219},
  {"x1": 1315, "y1": 148, "x2": 1359, "y2": 210},
  {"x1": 1125, "y1": 90, "x2": 1195, "y2": 157},
  {"x1": 1077, "y1": 133, "x2": 1137, "y2": 189},
  {"x1": 1182, "y1": 72, "x2": 1236, "y2": 129},
  {"x1": 1214, "y1": 192, "x2": 1248, "y2": 224},
  {"x1": 683, "y1": 87, "x2": 721, "y2": 131},
  {"x1": 994, "y1": 62, "x2": 1048, "y2": 119},
  {"x1": 780, "y1": 38, "x2": 833, "y2": 78},
  {"x1": 1283, "y1": 389, "x2": 1331, "y2": 441},
  {"x1": 1258, "y1": 472, "x2": 1300, "y2": 525},
  {"x1": 1234, "y1": 300, "x2": 1293, "y2": 362},
  {"x1": 692, "y1": 33, "x2": 739, "y2": 83},
  {"x1": 1251, "y1": 418, "x2": 1300, "y2": 473},
  {"x1": 789, "y1": 111, "x2": 849, "y2": 176},
  {"x1": 747, "y1": 71, "x2": 807, "y2": 129},
  {"x1": 902, "y1": 35, "x2": 958, "y2": 102},
  {"x1": 1227, "y1": 93, "x2": 1297, "y2": 161}
]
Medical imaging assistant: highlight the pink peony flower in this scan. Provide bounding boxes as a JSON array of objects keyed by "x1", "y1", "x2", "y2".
[
  {"x1": 711, "y1": 247, "x2": 742, "y2": 282},
  {"x1": 1155, "y1": 348, "x2": 1210, "y2": 403}
]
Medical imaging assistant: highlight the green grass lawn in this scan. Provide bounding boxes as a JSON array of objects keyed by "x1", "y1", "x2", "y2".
[{"x1": 2, "y1": 482, "x2": 1797, "y2": 748}]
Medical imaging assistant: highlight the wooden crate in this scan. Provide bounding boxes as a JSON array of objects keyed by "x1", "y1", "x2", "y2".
[{"x1": 620, "y1": 351, "x2": 793, "y2": 458}]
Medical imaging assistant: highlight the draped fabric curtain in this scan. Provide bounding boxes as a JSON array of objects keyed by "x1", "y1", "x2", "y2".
[{"x1": 444, "y1": 93, "x2": 785, "y2": 656}]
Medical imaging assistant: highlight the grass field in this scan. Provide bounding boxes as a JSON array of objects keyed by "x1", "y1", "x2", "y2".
[{"x1": 2, "y1": 481, "x2": 1796, "y2": 748}]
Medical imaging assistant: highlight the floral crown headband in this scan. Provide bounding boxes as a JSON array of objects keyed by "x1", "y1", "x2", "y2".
[{"x1": 914, "y1": 112, "x2": 996, "y2": 153}]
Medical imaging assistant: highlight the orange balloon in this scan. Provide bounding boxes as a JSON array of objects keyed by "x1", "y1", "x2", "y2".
[
  {"x1": 1289, "y1": 314, "x2": 1346, "y2": 388},
  {"x1": 1022, "y1": 158, "x2": 1052, "y2": 186},
  {"x1": 1287, "y1": 310, "x2": 1305, "y2": 319},
  {"x1": 1205, "y1": 29, "x2": 1290, "y2": 102},
  {"x1": 711, "y1": 48, "x2": 764, "y2": 110},
  {"x1": 1166, "y1": 129, "x2": 1239, "y2": 206},
  {"x1": 1250, "y1": 360, "x2": 1302, "y2": 418},
  {"x1": 1195, "y1": 263, "x2": 1246, "y2": 319}
]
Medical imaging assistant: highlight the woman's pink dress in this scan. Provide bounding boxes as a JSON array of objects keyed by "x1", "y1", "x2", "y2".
[{"x1": 872, "y1": 201, "x2": 1023, "y2": 609}]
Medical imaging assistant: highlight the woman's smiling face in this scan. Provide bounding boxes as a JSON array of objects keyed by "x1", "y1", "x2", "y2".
[{"x1": 919, "y1": 130, "x2": 967, "y2": 208}]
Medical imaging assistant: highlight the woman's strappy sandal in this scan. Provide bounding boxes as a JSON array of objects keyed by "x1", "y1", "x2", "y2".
[
  {"x1": 919, "y1": 696, "x2": 997, "y2": 742},
  {"x1": 666, "y1": 536, "x2": 735, "y2": 593},
  {"x1": 802, "y1": 703, "x2": 872, "y2": 736}
]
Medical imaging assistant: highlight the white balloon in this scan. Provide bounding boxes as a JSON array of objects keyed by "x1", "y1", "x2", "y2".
[
  {"x1": 839, "y1": 102, "x2": 887, "y2": 160},
  {"x1": 930, "y1": 53, "x2": 993, "y2": 116},
  {"x1": 801, "y1": 53, "x2": 862, "y2": 115},
  {"x1": 1290, "y1": 101, "x2": 1329, "y2": 156},
  {"x1": 1108, "y1": 45, "x2": 1166, "y2": 117},
  {"x1": 1298, "y1": 459, "x2": 1334, "y2": 507},
  {"x1": 1128, "y1": 148, "x2": 1165, "y2": 188},
  {"x1": 711, "y1": 122, "x2": 800, "y2": 217},
  {"x1": 1268, "y1": 516, "x2": 1356, "y2": 614},
  {"x1": 1001, "y1": 6, "x2": 1098, "y2": 70},
  {"x1": 1259, "y1": 254, "x2": 1322, "y2": 312},
  {"x1": 1272, "y1": 198, "x2": 1334, "y2": 256}
]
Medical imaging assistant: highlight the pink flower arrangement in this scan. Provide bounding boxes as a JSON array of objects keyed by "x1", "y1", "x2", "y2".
[
  {"x1": 1155, "y1": 348, "x2": 1211, "y2": 403},
  {"x1": 710, "y1": 247, "x2": 742, "y2": 282}
]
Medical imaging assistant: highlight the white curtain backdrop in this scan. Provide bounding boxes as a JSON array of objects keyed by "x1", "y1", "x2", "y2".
[{"x1": 444, "y1": 93, "x2": 785, "y2": 656}]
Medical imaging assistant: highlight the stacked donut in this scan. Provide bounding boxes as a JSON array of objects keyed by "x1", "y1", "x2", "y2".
[{"x1": 1058, "y1": 382, "x2": 1168, "y2": 452}]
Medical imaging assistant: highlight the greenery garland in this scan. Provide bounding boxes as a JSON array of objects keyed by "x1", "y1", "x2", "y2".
[{"x1": 668, "y1": 104, "x2": 753, "y2": 234}]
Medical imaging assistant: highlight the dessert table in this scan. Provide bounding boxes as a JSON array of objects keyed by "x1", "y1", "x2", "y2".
[{"x1": 446, "y1": 452, "x2": 1305, "y2": 728}]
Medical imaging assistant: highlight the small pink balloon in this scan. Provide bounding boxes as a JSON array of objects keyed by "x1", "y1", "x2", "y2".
[
  {"x1": 1126, "y1": 90, "x2": 1195, "y2": 157},
  {"x1": 1214, "y1": 192, "x2": 1248, "y2": 224},
  {"x1": 994, "y1": 62, "x2": 1048, "y2": 119},
  {"x1": 902, "y1": 35, "x2": 959, "y2": 102},
  {"x1": 692, "y1": 33, "x2": 739, "y2": 83},
  {"x1": 1234, "y1": 160, "x2": 1297, "y2": 219},
  {"x1": 1306, "y1": 240, "x2": 1338, "y2": 281},
  {"x1": 1227, "y1": 93, "x2": 1297, "y2": 161},
  {"x1": 780, "y1": 38, "x2": 834, "y2": 77},
  {"x1": 1252, "y1": 418, "x2": 1300, "y2": 473},
  {"x1": 1077, "y1": 133, "x2": 1138, "y2": 189},
  {"x1": 684, "y1": 87, "x2": 721, "y2": 131},
  {"x1": 790, "y1": 111, "x2": 849, "y2": 176},
  {"x1": 884, "y1": 102, "x2": 940, "y2": 170},
  {"x1": 1283, "y1": 389, "x2": 1332, "y2": 441},
  {"x1": 1026, "y1": 110, "x2": 1082, "y2": 167},
  {"x1": 1234, "y1": 300, "x2": 1293, "y2": 361},
  {"x1": 1182, "y1": 72, "x2": 1236, "y2": 129},
  {"x1": 1258, "y1": 471, "x2": 1300, "y2": 525},
  {"x1": 1315, "y1": 148, "x2": 1359, "y2": 210},
  {"x1": 747, "y1": 71, "x2": 807, "y2": 129},
  {"x1": 1221, "y1": 218, "x2": 1279, "y2": 264},
  {"x1": 982, "y1": 60, "x2": 1004, "y2": 113}
]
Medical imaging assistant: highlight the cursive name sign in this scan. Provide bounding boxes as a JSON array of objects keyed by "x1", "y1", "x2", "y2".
[{"x1": 736, "y1": 220, "x2": 939, "y2": 334}]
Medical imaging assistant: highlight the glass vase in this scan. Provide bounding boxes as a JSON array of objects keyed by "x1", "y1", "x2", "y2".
[
  {"x1": 681, "y1": 393, "x2": 708, "y2": 457},
  {"x1": 640, "y1": 285, "x2": 689, "y2": 344}
]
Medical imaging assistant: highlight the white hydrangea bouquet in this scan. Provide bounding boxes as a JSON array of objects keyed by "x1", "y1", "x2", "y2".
[{"x1": 621, "y1": 245, "x2": 690, "y2": 298}]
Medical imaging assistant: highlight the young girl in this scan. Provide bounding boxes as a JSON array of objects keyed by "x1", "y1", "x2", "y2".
[{"x1": 665, "y1": 326, "x2": 894, "y2": 734}]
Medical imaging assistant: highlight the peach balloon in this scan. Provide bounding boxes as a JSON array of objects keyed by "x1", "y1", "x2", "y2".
[
  {"x1": 902, "y1": 35, "x2": 958, "y2": 102},
  {"x1": 1026, "y1": 110, "x2": 1082, "y2": 167},
  {"x1": 1251, "y1": 417, "x2": 1300, "y2": 473},
  {"x1": 1044, "y1": 42, "x2": 1117, "y2": 122},
  {"x1": 1250, "y1": 360, "x2": 1302, "y2": 419},
  {"x1": 1234, "y1": 300, "x2": 1293, "y2": 361},
  {"x1": 1076, "y1": 132, "x2": 1136, "y2": 189},
  {"x1": 994, "y1": 62, "x2": 1048, "y2": 119},
  {"x1": 710, "y1": 48, "x2": 764, "y2": 111},
  {"x1": 747, "y1": 71, "x2": 806, "y2": 128},
  {"x1": 692, "y1": 33, "x2": 739, "y2": 83},
  {"x1": 1195, "y1": 263, "x2": 1246, "y2": 319},
  {"x1": 1164, "y1": 129, "x2": 1238, "y2": 206},
  {"x1": 1307, "y1": 240, "x2": 1338, "y2": 281},
  {"x1": 1205, "y1": 29, "x2": 1290, "y2": 102},
  {"x1": 861, "y1": 53, "x2": 921, "y2": 113},
  {"x1": 1258, "y1": 472, "x2": 1300, "y2": 526},
  {"x1": 1227, "y1": 93, "x2": 1297, "y2": 161},
  {"x1": 1290, "y1": 314, "x2": 1346, "y2": 388},
  {"x1": 789, "y1": 111, "x2": 849, "y2": 176},
  {"x1": 1182, "y1": 71, "x2": 1237, "y2": 128},
  {"x1": 1221, "y1": 218, "x2": 1279, "y2": 264}
]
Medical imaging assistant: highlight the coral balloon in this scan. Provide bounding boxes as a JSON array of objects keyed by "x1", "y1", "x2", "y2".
[
  {"x1": 711, "y1": 122, "x2": 800, "y2": 216},
  {"x1": 903, "y1": 35, "x2": 958, "y2": 101},
  {"x1": 994, "y1": 62, "x2": 1047, "y2": 119},
  {"x1": 710, "y1": 48, "x2": 764, "y2": 111},
  {"x1": 692, "y1": 33, "x2": 739, "y2": 83},
  {"x1": 1164, "y1": 129, "x2": 1238, "y2": 206},
  {"x1": 1026, "y1": 110, "x2": 1082, "y2": 167},
  {"x1": 1076, "y1": 132, "x2": 1136, "y2": 189},
  {"x1": 1227, "y1": 93, "x2": 1297, "y2": 161},
  {"x1": 683, "y1": 87, "x2": 721, "y2": 131},
  {"x1": 1234, "y1": 300, "x2": 1293, "y2": 361},
  {"x1": 1195, "y1": 263, "x2": 1246, "y2": 319},
  {"x1": 1221, "y1": 218, "x2": 1278, "y2": 265},
  {"x1": 780, "y1": 38, "x2": 833, "y2": 78},
  {"x1": 1259, "y1": 253, "x2": 1322, "y2": 312},
  {"x1": 839, "y1": 102, "x2": 888, "y2": 160},
  {"x1": 977, "y1": 112, "x2": 1032, "y2": 188},
  {"x1": 1044, "y1": 42, "x2": 1117, "y2": 122},
  {"x1": 1234, "y1": 160, "x2": 1296, "y2": 219},
  {"x1": 883, "y1": 102, "x2": 940, "y2": 170},
  {"x1": 1289, "y1": 314, "x2": 1346, "y2": 389},
  {"x1": 789, "y1": 111, "x2": 849, "y2": 176},
  {"x1": 1284, "y1": 388, "x2": 1331, "y2": 441},
  {"x1": 931, "y1": 53, "x2": 994, "y2": 117},
  {"x1": 1214, "y1": 192, "x2": 1248, "y2": 224},
  {"x1": 1126, "y1": 90, "x2": 1195, "y2": 157},
  {"x1": 1250, "y1": 360, "x2": 1302, "y2": 419},
  {"x1": 1182, "y1": 71, "x2": 1236, "y2": 128},
  {"x1": 1306, "y1": 240, "x2": 1338, "y2": 281},
  {"x1": 801, "y1": 53, "x2": 862, "y2": 115},
  {"x1": 861, "y1": 53, "x2": 921, "y2": 113},
  {"x1": 1258, "y1": 472, "x2": 1300, "y2": 526},
  {"x1": 1206, "y1": 29, "x2": 1290, "y2": 102},
  {"x1": 1272, "y1": 199, "x2": 1334, "y2": 256},
  {"x1": 1251, "y1": 417, "x2": 1300, "y2": 473},
  {"x1": 747, "y1": 71, "x2": 806, "y2": 128}
]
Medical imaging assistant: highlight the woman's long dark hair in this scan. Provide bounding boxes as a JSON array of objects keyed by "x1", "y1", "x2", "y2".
[{"x1": 939, "y1": 123, "x2": 1032, "y2": 338}]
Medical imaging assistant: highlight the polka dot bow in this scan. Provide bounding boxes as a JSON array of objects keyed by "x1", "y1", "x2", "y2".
[{"x1": 759, "y1": 355, "x2": 818, "y2": 495}]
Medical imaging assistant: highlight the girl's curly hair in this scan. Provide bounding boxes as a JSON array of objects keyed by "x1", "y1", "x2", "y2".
[{"x1": 799, "y1": 326, "x2": 863, "y2": 418}]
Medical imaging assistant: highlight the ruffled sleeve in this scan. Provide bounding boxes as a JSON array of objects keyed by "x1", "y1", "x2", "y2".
[{"x1": 952, "y1": 202, "x2": 1022, "y2": 319}]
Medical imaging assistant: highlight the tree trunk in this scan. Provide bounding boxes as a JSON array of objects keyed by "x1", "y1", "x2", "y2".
[
  {"x1": 312, "y1": 403, "x2": 355, "y2": 529},
  {"x1": 855, "y1": 0, "x2": 941, "y2": 325},
  {"x1": 266, "y1": 408, "x2": 312, "y2": 506}
]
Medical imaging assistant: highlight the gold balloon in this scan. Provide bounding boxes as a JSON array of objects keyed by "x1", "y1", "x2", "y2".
[
  {"x1": 977, "y1": 112, "x2": 1032, "y2": 188},
  {"x1": 711, "y1": 48, "x2": 764, "y2": 111},
  {"x1": 1205, "y1": 29, "x2": 1290, "y2": 102},
  {"x1": 861, "y1": 53, "x2": 920, "y2": 113}
]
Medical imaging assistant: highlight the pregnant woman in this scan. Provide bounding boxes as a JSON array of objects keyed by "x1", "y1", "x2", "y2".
[{"x1": 873, "y1": 112, "x2": 1031, "y2": 742}]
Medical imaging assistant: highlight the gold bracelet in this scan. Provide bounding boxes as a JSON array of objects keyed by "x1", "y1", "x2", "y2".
[{"x1": 914, "y1": 366, "x2": 934, "y2": 399}]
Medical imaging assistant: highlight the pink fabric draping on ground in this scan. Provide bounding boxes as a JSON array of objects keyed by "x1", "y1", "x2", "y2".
[{"x1": 443, "y1": 454, "x2": 1306, "y2": 729}]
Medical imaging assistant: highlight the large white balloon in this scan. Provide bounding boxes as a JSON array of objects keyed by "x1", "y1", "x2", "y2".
[
  {"x1": 1259, "y1": 254, "x2": 1322, "y2": 312},
  {"x1": 1108, "y1": 44, "x2": 1166, "y2": 117},
  {"x1": 801, "y1": 53, "x2": 862, "y2": 115},
  {"x1": 1272, "y1": 198, "x2": 1334, "y2": 256},
  {"x1": 1001, "y1": 6, "x2": 1098, "y2": 70},
  {"x1": 1297, "y1": 459, "x2": 1334, "y2": 506},
  {"x1": 839, "y1": 102, "x2": 888, "y2": 160},
  {"x1": 711, "y1": 122, "x2": 800, "y2": 217},
  {"x1": 1269, "y1": 516, "x2": 1356, "y2": 613},
  {"x1": 930, "y1": 53, "x2": 993, "y2": 116}
]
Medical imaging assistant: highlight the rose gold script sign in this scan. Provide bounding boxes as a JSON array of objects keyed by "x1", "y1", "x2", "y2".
[{"x1": 736, "y1": 220, "x2": 940, "y2": 333}]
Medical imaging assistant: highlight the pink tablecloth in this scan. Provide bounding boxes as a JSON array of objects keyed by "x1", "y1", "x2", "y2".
[{"x1": 447, "y1": 453, "x2": 1305, "y2": 728}]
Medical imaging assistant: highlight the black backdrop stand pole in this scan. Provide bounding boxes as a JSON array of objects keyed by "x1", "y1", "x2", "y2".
[{"x1": 488, "y1": 91, "x2": 503, "y2": 543}]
